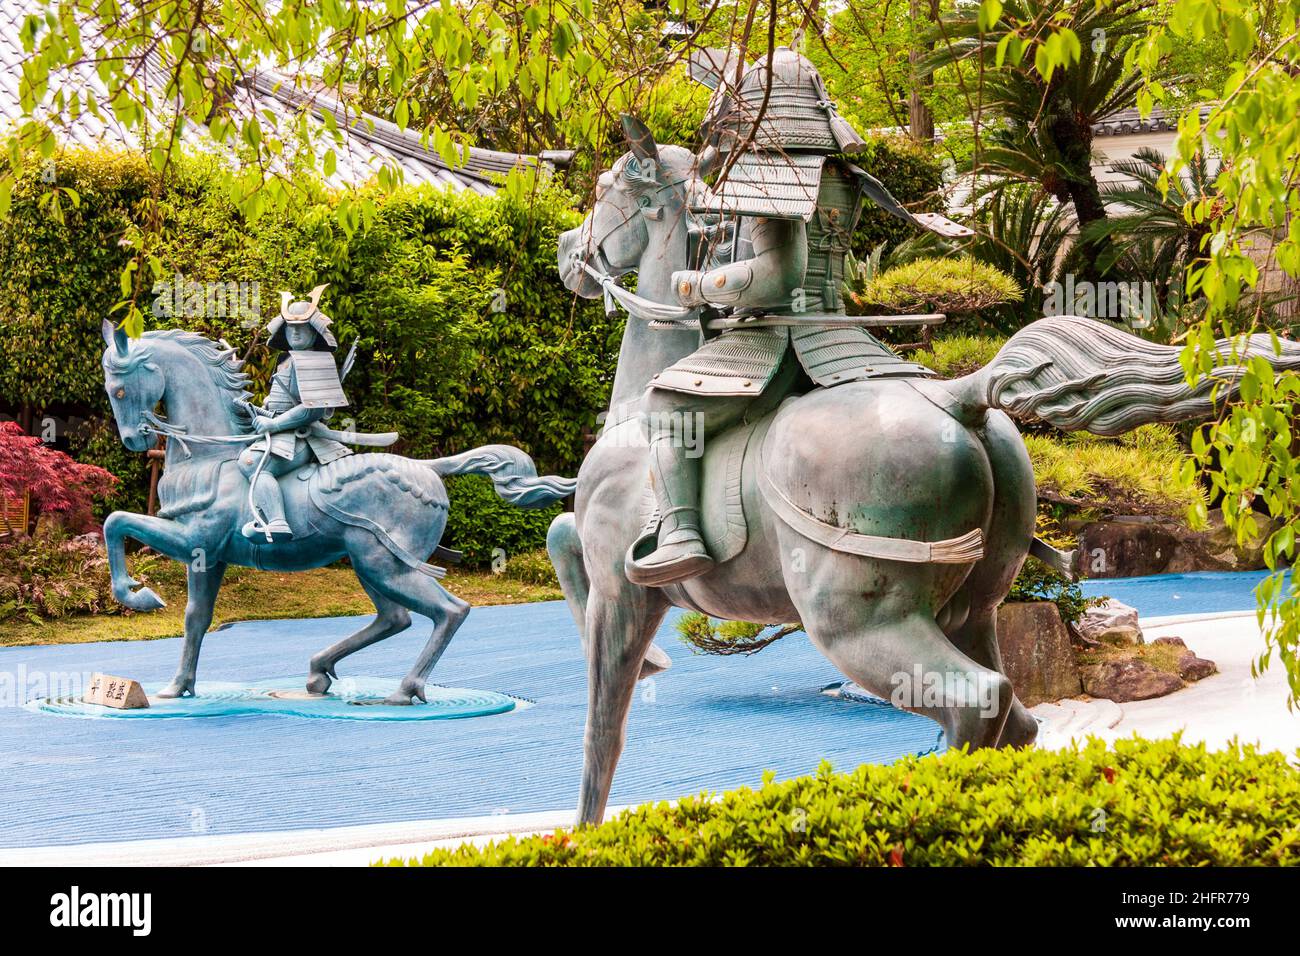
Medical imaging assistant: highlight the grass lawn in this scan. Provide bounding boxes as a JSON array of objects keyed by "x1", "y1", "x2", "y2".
[{"x1": 0, "y1": 563, "x2": 562, "y2": 648}]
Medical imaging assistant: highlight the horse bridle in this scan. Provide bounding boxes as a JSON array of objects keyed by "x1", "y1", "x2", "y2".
[{"x1": 587, "y1": 169, "x2": 693, "y2": 271}]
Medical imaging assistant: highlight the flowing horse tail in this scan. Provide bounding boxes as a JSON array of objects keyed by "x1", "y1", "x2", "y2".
[
  {"x1": 945, "y1": 314, "x2": 1300, "y2": 436},
  {"x1": 424, "y1": 444, "x2": 577, "y2": 507}
]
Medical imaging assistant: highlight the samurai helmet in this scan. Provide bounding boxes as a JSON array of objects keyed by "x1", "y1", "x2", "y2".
[
  {"x1": 266, "y1": 283, "x2": 338, "y2": 352},
  {"x1": 702, "y1": 46, "x2": 866, "y2": 156}
]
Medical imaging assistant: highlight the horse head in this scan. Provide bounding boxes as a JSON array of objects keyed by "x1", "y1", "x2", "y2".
[
  {"x1": 101, "y1": 320, "x2": 165, "y2": 452},
  {"x1": 558, "y1": 115, "x2": 715, "y2": 300},
  {"x1": 101, "y1": 321, "x2": 252, "y2": 453}
]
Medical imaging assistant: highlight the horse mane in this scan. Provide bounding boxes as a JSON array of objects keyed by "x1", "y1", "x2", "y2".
[{"x1": 137, "y1": 329, "x2": 254, "y2": 429}]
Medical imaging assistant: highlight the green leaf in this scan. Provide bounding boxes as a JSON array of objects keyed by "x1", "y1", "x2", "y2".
[{"x1": 978, "y1": 0, "x2": 1003, "y2": 31}]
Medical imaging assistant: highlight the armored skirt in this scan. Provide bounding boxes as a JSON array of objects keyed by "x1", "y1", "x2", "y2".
[{"x1": 650, "y1": 323, "x2": 933, "y2": 397}]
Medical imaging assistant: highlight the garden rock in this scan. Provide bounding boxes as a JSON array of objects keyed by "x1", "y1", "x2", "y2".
[
  {"x1": 1203, "y1": 509, "x2": 1278, "y2": 569},
  {"x1": 1074, "y1": 512, "x2": 1279, "y2": 578},
  {"x1": 1079, "y1": 659, "x2": 1184, "y2": 702},
  {"x1": 1076, "y1": 598, "x2": 1144, "y2": 646},
  {"x1": 996, "y1": 601, "x2": 1082, "y2": 707},
  {"x1": 1151, "y1": 635, "x2": 1218, "y2": 681},
  {"x1": 1073, "y1": 518, "x2": 1230, "y2": 577}
]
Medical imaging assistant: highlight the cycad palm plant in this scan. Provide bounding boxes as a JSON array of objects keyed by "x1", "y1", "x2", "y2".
[
  {"x1": 967, "y1": 182, "x2": 1072, "y2": 331},
  {"x1": 1080, "y1": 145, "x2": 1217, "y2": 291},
  {"x1": 924, "y1": 0, "x2": 1151, "y2": 280}
]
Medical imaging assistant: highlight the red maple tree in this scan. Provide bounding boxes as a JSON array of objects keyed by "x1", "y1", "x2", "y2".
[{"x1": 0, "y1": 421, "x2": 118, "y2": 534}]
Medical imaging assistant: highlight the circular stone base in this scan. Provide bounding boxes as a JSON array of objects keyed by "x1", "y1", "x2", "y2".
[{"x1": 29, "y1": 677, "x2": 520, "y2": 721}]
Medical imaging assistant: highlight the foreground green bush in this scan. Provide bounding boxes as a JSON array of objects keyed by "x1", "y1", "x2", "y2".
[{"x1": 387, "y1": 737, "x2": 1300, "y2": 866}]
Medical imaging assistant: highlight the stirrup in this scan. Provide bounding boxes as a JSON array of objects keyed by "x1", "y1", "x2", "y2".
[
  {"x1": 625, "y1": 508, "x2": 714, "y2": 587},
  {"x1": 241, "y1": 518, "x2": 293, "y2": 543}
]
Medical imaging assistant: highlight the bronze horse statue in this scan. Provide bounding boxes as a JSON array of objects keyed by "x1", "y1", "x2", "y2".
[
  {"x1": 548, "y1": 126, "x2": 1300, "y2": 825},
  {"x1": 99, "y1": 321, "x2": 575, "y2": 703}
]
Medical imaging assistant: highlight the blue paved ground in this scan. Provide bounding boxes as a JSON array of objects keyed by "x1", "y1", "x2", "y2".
[
  {"x1": 5, "y1": 569, "x2": 1268, "y2": 849},
  {"x1": 1079, "y1": 569, "x2": 1287, "y2": 617},
  {"x1": 0, "y1": 602, "x2": 942, "y2": 849}
]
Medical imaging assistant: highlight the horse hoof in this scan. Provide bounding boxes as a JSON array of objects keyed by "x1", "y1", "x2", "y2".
[
  {"x1": 999, "y1": 708, "x2": 1040, "y2": 749},
  {"x1": 120, "y1": 586, "x2": 166, "y2": 612},
  {"x1": 156, "y1": 681, "x2": 193, "y2": 699},
  {"x1": 305, "y1": 671, "x2": 333, "y2": 695},
  {"x1": 383, "y1": 680, "x2": 427, "y2": 706},
  {"x1": 640, "y1": 642, "x2": 672, "y2": 677}
]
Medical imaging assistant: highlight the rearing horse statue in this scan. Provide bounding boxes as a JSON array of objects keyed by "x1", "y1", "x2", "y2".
[
  {"x1": 549, "y1": 126, "x2": 1300, "y2": 826},
  {"x1": 99, "y1": 321, "x2": 575, "y2": 703}
]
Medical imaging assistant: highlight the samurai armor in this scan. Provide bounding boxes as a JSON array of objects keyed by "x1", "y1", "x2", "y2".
[{"x1": 287, "y1": 350, "x2": 349, "y2": 409}]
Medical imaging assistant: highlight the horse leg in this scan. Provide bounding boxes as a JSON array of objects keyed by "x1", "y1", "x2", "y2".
[
  {"x1": 939, "y1": 409, "x2": 1039, "y2": 748},
  {"x1": 782, "y1": 539, "x2": 1012, "y2": 749},
  {"x1": 305, "y1": 576, "x2": 412, "y2": 694},
  {"x1": 577, "y1": 585, "x2": 669, "y2": 825},
  {"x1": 158, "y1": 561, "x2": 228, "y2": 698},
  {"x1": 547, "y1": 512, "x2": 590, "y2": 654},
  {"x1": 943, "y1": 603, "x2": 1039, "y2": 747},
  {"x1": 343, "y1": 540, "x2": 469, "y2": 704},
  {"x1": 813, "y1": 603, "x2": 1013, "y2": 750},
  {"x1": 380, "y1": 573, "x2": 469, "y2": 705},
  {"x1": 548, "y1": 511, "x2": 670, "y2": 677},
  {"x1": 102, "y1": 511, "x2": 191, "y2": 611}
]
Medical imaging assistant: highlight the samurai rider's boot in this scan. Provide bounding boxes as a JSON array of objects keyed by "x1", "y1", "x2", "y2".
[
  {"x1": 626, "y1": 436, "x2": 714, "y2": 586},
  {"x1": 241, "y1": 471, "x2": 294, "y2": 542}
]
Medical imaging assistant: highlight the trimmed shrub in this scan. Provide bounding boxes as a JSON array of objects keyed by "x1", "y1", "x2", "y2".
[
  {"x1": 499, "y1": 548, "x2": 561, "y2": 588},
  {"x1": 1025, "y1": 425, "x2": 1204, "y2": 516},
  {"x1": 906, "y1": 335, "x2": 1007, "y2": 379},
  {"x1": 388, "y1": 737, "x2": 1300, "y2": 866},
  {"x1": 854, "y1": 256, "x2": 1022, "y2": 316}
]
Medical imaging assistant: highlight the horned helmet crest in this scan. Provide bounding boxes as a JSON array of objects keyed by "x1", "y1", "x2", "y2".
[{"x1": 266, "y1": 283, "x2": 337, "y2": 352}]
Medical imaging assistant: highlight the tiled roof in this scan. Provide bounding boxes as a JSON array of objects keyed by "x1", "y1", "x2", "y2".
[
  {"x1": 869, "y1": 104, "x2": 1216, "y2": 143},
  {"x1": 1091, "y1": 105, "x2": 1217, "y2": 138},
  {"x1": 0, "y1": 3, "x2": 561, "y2": 193}
]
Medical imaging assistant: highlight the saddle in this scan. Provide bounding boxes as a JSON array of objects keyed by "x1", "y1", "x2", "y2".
[
  {"x1": 633, "y1": 388, "x2": 991, "y2": 575},
  {"x1": 636, "y1": 408, "x2": 780, "y2": 566}
]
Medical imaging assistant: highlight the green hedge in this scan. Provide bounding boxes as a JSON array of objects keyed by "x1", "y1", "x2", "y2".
[
  {"x1": 440, "y1": 475, "x2": 562, "y2": 568},
  {"x1": 388, "y1": 737, "x2": 1300, "y2": 866},
  {"x1": 0, "y1": 149, "x2": 616, "y2": 559},
  {"x1": 852, "y1": 135, "x2": 944, "y2": 254}
]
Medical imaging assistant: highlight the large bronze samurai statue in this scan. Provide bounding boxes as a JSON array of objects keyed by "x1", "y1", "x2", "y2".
[{"x1": 628, "y1": 46, "x2": 956, "y2": 585}]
